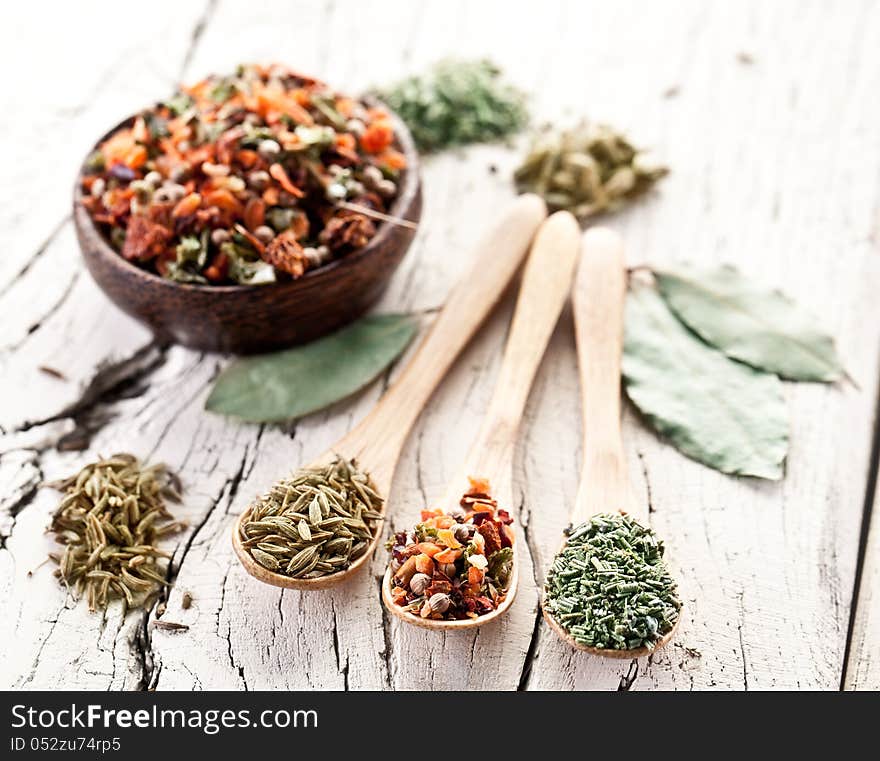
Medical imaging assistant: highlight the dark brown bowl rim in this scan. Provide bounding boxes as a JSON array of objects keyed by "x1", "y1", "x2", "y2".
[{"x1": 72, "y1": 96, "x2": 421, "y2": 295}]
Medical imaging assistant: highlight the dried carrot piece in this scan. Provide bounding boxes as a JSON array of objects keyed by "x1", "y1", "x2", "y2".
[
  {"x1": 291, "y1": 88, "x2": 311, "y2": 106},
  {"x1": 378, "y1": 148, "x2": 407, "y2": 170},
  {"x1": 124, "y1": 145, "x2": 148, "y2": 169},
  {"x1": 360, "y1": 119, "x2": 394, "y2": 153},
  {"x1": 414, "y1": 542, "x2": 442, "y2": 558},
  {"x1": 205, "y1": 189, "x2": 243, "y2": 215},
  {"x1": 254, "y1": 83, "x2": 315, "y2": 125},
  {"x1": 268, "y1": 163, "x2": 305, "y2": 197},
  {"x1": 171, "y1": 192, "x2": 202, "y2": 218},
  {"x1": 243, "y1": 197, "x2": 265, "y2": 231},
  {"x1": 236, "y1": 149, "x2": 259, "y2": 169},
  {"x1": 436, "y1": 529, "x2": 462, "y2": 549},
  {"x1": 433, "y1": 548, "x2": 462, "y2": 564},
  {"x1": 335, "y1": 133, "x2": 356, "y2": 152},
  {"x1": 468, "y1": 566, "x2": 485, "y2": 587},
  {"x1": 391, "y1": 587, "x2": 407, "y2": 604},
  {"x1": 203, "y1": 252, "x2": 229, "y2": 283}
]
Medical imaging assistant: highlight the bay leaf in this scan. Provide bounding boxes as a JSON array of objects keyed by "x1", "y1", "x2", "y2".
[
  {"x1": 655, "y1": 264, "x2": 843, "y2": 382},
  {"x1": 623, "y1": 284, "x2": 789, "y2": 479},
  {"x1": 205, "y1": 314, "x2": 417, "y2": 423}
]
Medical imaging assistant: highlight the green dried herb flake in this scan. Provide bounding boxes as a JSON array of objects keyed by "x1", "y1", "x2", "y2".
[{"x1": 378, "y1": 59, "x2": 528, "y2": 152}]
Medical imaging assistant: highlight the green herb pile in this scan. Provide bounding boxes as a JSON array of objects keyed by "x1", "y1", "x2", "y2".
[
  {"x1": 378, "y1": 59, "x2": 528, "y2": 152},
  {"x1": 544, "y1": 513, "x2": 680, "y2": 651}
]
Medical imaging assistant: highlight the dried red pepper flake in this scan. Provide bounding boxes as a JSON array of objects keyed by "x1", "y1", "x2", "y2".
[
  {"x1": 121, "y1": 216, "x2": 171, "y2": 262},
  {"x1": 477, "y1": 521, "x2": 503, "y2": 557}
]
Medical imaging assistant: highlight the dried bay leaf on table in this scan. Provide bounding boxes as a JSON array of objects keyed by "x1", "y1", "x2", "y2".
[
  {"x1": 623, "y1": 284, "x2": 789, "y2": 480},
  {"x1": 205, "y1": 314, "x2": 418, "y2": 423},
  {"x1": 655, "y1": 264, "x2": 844, "y2": 382}
]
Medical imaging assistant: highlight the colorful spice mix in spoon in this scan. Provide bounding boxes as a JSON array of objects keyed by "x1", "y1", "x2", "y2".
[
  {"x1": 80, "y1": 63, "x2": 407, "y2": 285},
  {"x1": 386, "y1": 478, "x2": 515, "y2": 620}
]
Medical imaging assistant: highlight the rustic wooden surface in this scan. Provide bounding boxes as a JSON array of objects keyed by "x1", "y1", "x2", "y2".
[{"x1": 2, "y1": 0, "x2": 879, "y2": 691}]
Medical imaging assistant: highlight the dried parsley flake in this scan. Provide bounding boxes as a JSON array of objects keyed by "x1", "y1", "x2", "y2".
[
  {"x1": 378, "y1": 59, "x2": 528, "y2": 153},
  {"x1": 544, "y1": 513, "x2": 680, "y2": 651}
]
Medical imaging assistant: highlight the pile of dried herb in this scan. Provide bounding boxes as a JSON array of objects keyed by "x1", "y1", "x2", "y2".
[
  {"x1": 47, "y1": 454, "x2": 185, "y2": 612},
  {"x1": 378, "y1": 59, "x2": 528, "y2": 153},
  {"x1": 544, "y1": 513, "x2": 680, "y2": 651},
  {"x1": 240, "y1": 456, "x2": 383, "y2": 578},
  {"x1": 514, "y1": 122, "x2": 667, "y2": 218},
  {"x1": 387, "y1": 477, "x2": 515, "y2": 620}
]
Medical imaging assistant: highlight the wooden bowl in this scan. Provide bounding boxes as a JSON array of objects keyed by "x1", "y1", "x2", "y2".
[{"x1": 73, "y1": 107, "x2": 421, "y2": 354}]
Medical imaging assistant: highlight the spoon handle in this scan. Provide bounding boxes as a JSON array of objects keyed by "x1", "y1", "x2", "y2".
[
  {"x1": 338, "y1": 194, "x2": 547, "y2": 490},
  {"x1": 570, "y1": 227, "x2": 635, "y2": 525},
  {"x1": 451, "y1": 211, "x2": 582, "y2": 495}
]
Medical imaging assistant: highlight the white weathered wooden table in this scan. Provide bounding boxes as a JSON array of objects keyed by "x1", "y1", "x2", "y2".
[{"x1": 1, "y1": 0, "x2": 878, "y2": 691}]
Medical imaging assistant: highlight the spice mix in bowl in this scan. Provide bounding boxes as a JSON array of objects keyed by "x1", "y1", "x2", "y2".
[
  {"x1": 81, "y1": 63, "x2": 408, "y2": 284},
  {"x1": 74, "y1": 62, "x2": 421, "y2": 353}
]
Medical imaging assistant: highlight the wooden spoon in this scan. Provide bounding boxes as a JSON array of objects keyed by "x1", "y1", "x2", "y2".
[
  {"x1": 382, "y1": 210, "x2": 582, "y2": 629},
  {"x1": 541, "y1": 227, "x2": 680, "y2": 657},
  {"x1": 232, "y1": 194, "x2": 548, "y2": 590}
]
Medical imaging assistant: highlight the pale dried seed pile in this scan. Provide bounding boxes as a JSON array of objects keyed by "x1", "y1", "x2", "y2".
[
  {"x1": 47, "y1": 454, "x2": 185, "y2": 612},
  {"x1": 240, "y1": 456, "x2": 383, "y2": 578},
  {"x1": 514, "y1": 121, "x2": 668, "y2": 218}
]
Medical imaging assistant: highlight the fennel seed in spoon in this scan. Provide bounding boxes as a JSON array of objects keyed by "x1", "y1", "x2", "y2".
[{"x1": 240, "y1": 456, "x2": 383, "y2": 578}]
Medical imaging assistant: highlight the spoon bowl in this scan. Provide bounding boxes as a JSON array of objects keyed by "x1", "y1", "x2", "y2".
[{"x1": 231, "y1": 195, "x2": 548, "y2": 590}]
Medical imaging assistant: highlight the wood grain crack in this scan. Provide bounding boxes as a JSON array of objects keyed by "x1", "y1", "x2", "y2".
[
  {"x1": 0, "y1": 450, "x2": 42, "y2": 549},
  {"x1": 841, "y1": 354, "x2": 880, "y2": 688},
  {"x1": 617, "y1": 659, "x2": 639, "y2": 691},
  {"x1": 4, "y1": 272, "x2": 81, "y2": 354},
  {"x1": 0, "y1": 216, "x2": 70, "y2": 300},
  {"x1": 379, "y1": 576, "x2": 394, "y2": 688},
  {"x1": 12, "y1": 341, "x2": 168, "y2": 440},
  {"x1": 516, "y1": 487, "x2": 544, "y2": 690}
]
